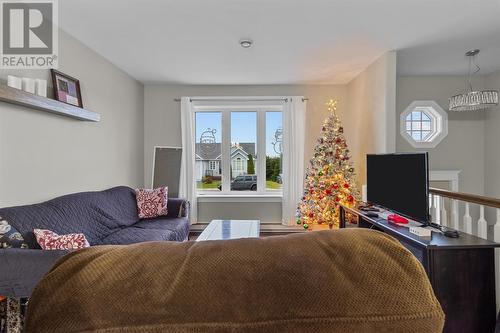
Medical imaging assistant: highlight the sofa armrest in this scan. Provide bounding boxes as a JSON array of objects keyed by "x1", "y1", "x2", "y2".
[
  {"x1": 0, "y1": 249, "x2": 67, "y2": 298},
  {"x1": 167, "y1": 198, "x2": 189, "y2": 218}
]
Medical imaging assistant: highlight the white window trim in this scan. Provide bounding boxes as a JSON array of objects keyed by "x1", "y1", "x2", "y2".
[
  {"x1": 400, "y1": 100, "x2": 448, "y2": 149},
  {"x1": 193, "y1": 98, "x2": 284, "y2": 197},
  {"x1": 197, "y1": 194, "x2": 282, "y2": 203},
  {"x1": 429, "y1": 170, "x2": 460, "y2": 192}
]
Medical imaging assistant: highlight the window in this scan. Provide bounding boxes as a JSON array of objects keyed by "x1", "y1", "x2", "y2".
[
  {"x1": 266, "y1": 112, "x2": 283, "y2": 191},
  {"x1": 232, "y1": 157, "x2": 244, "y2": 173},
  {"x1": 194, "y1": 101, "x2": 283, "y2": 194},
  {"x1": 231, "y1": 111, "x2": 257, "y2": 186},
  {"x1": 400, "y1": 101, "x2": 448, "y2": 148},
  {"x1": 406, "y1": 110, "x2": 431, "y2": 142},
  {"x1": 195, "y1": 112, "x2": 222, "y2": 191}
]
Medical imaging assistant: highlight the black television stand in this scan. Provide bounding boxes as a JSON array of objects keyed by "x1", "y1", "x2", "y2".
[{"x1": 339, "y1": 203, "x2": 500, "y2": 333}]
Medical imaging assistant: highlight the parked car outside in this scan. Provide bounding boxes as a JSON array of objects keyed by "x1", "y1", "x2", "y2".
[{"x1": 217, "y1": 174, "x2": 257, "y2": 191}]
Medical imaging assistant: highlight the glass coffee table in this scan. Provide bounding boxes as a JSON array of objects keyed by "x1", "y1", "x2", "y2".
[{"x1": 196, "y1": 220, "x2": 260, "y2": 241}]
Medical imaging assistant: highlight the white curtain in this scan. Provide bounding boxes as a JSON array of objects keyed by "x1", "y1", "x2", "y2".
[
  {"x1": 179, "y1": 97, "x2": 197, "y2": 224},
  {"x1": 282, "y1": 97, "x2": 307, "y2": 226}
]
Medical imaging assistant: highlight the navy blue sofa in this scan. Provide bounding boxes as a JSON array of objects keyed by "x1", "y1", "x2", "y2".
[{"x1": 0, "y1": 186, "x2": 189, "y2": 298}]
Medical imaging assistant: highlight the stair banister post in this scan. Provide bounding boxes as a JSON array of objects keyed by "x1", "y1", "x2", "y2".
[
  {"x1": 464, "y1": 203, "x2": 472, "y2": 235},
  {"x1": 494, "y1": 209, "x2": 500, "y2": 312},
  {"x1": 431, "y1": 194, "x2": 438, "y2": 224},
  {"x1": 440, "y1": 196, "x2": 448, "y2": 227},
  {"x1": 478, "y1": 205, "x2": 487, "y2": 240},
  {"x1": 451, "y1": 199, "x2": 460, "y2": 231}
]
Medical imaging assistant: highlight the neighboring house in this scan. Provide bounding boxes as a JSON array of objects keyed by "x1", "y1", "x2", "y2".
[{"x1": 195, "y1": 143, "x2": 256, "y2": 181}]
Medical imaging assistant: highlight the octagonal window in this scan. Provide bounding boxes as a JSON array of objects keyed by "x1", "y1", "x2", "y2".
[{"x1": 400, "y1": 101, "x2": 448, "y2": 148}]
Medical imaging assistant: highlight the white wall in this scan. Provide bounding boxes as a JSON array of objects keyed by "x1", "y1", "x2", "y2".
[
  {"x1": 198, "y1": 201, "x2": 282, "y2": 223},
  {"x1": 484, "y1": 70, "x2": 500, "y2": 200},
  {"x1": 0, "y1": 30, "x2": 144, "y2": 206},
  {"x1": 396, "y1": 76, "x2": 486, "y2": 196},
  {"x1": 346, "y1": 51, "x2": 397, "y2": 186}
]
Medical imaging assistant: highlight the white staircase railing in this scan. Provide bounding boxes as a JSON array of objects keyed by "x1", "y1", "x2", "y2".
[{"x1": 430, "y1": 187, "x2": 500, "y2": 311}]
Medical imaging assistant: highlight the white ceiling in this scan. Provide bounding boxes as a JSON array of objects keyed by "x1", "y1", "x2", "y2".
[
  {"x1": 397, "y1": 30, "x2": 500, "y2": 76},
  {"x1": 59, "y1": 0, "x2": 500, "y2": 85}
]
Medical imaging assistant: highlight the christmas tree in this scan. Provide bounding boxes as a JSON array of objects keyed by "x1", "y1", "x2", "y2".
[{"x1": 296, "y1": 100, "x2": 360, "y2": 230}]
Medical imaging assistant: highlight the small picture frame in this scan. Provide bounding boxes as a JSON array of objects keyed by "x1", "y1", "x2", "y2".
[{"x1": 50, "y1": 69, "x2": 83, "y2": 108}]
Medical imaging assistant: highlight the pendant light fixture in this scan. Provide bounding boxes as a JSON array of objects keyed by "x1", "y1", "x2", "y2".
[{"x1": 448, "y1": 49, "x2": 498, "y2": 111}]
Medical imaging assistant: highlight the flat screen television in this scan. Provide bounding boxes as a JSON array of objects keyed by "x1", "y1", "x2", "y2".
[{"x1": 366, "y1": 153, "x2": 429, "y2": 224}]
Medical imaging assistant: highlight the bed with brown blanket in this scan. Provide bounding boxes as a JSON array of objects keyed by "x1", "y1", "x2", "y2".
[{"x1": 25, "y1": 229, "x2": 444, "y2": 332}]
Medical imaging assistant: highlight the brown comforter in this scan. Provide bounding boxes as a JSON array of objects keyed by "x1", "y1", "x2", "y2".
[{"x1": 25, "y1": 229, "x2": 444, "y2": 332}]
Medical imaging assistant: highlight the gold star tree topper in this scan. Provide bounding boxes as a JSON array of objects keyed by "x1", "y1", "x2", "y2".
[{"x1": 326, "y1": 99, "x2": 338, "y2": 113}]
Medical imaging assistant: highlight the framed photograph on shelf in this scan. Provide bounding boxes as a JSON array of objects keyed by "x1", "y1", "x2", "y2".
[{"x1": 50, "y1": 69, "x2": 83, "y2": 108}]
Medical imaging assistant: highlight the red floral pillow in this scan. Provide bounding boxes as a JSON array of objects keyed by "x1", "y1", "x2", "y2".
[
  {"x1": 34, "y1": 229, "x2": 90, "y2": 250},
  {"x1": 135, "y1": 187, "x2": 168, "y2": 219}
]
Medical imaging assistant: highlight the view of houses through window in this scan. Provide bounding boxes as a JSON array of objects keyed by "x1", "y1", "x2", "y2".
[
  {"x1": 195, "y1": 109, "x2": 282, "y2": 193},
  {"x1": 231, "y1": 112, "x2": 257, "y2": 190},
  {"x1": 195, "y1": 112, "x2": 222, "y2": 191}
]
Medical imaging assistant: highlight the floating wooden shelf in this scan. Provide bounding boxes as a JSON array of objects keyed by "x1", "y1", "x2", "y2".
[{"x1": 0, "y1": 84, "x2": 100, "y2": 122}]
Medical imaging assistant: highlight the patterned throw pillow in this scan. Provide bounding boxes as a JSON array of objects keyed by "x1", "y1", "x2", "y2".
[
  {"x1": 34, "y1": 229, "x2": 90, "y2": 250},
  {"x1": 135, "y1": 187, "x2": 168, "y2": 219},
  {"x1": 0, "y1": 217, "x2": 29, "y2": 249}
]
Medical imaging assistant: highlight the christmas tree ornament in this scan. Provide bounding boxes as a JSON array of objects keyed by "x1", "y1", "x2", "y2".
[{"x1": 296, "y1": 99, "x2": 360, "y2": 230}]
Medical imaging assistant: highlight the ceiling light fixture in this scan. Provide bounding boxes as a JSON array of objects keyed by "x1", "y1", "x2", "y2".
[
  {"x1": 449, "y1": 49, "x2": 499, "y2": 112},
  {"x1": 239, "y1": 39, "x2": 253, "y2": 49}
]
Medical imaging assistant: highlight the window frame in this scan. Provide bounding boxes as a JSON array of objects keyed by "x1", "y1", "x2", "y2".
[
  {"x1": 193, "y1": 100, "x2": 284, "y2": 197},
  {"x1": 400, "y1": 100, "x2": 448, "y2": 149}
]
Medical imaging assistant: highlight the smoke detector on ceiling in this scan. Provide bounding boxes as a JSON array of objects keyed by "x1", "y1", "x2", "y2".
[{"x1": 239, "y1": 39, "x2": 253, "y2": 48}]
